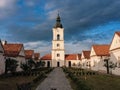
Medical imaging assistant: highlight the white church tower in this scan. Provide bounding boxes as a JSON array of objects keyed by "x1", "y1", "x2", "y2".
[{"x1": 52, "y1": 14, "x2": 65, "y2": 67}]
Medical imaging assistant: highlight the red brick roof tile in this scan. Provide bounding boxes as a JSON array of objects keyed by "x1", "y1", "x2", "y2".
[
  {"x1": 116, "y1": 32, "x2": 120, "y2": 37},
  {"x1": 25, "y1": 50, "x2": 34, "y2": 59},
  {"x1": 82, "y1": 51, "x2": 90, "y2": 59},
  {"x1": 41, "y1": 54, "x2": 51, "y2": 60},
  {"x1": 3, "y1": 44, "x2": 23, "y2": 57},
  {"x1": 65, "y1": 54, "x2": 77, "y2": 60},
  {"x1": 78, "y1": 54, "x2": 81, "y2": 60},
  {"x1": 65, "y1": 54, "x2": 81, "y2": 60},
  {"x1": 34, "y1": 53, "x2": 40, "y2": 60},
  {"x1": 93, "y1": 45, "x2": 110, "y2": 56}
]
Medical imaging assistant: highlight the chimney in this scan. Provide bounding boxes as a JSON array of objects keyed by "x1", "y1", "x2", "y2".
[{"x1": 2, "y1": 40, "x2": 7, "y2": 45}]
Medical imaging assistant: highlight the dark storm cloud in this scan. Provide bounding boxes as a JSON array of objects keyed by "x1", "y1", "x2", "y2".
[
  {"x1": 7, "y1": 23, "x2": 52, "y2": 42},
  {"x1": 5, "y1": 0, "x2": 120, "y2": 42}
]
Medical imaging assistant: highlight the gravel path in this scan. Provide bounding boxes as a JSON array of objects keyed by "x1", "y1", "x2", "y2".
[{"x1": 36, "y1": 67, "x2": 73, "y2": 90}]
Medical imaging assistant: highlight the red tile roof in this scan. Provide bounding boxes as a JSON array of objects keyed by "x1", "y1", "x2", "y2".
[
  {"x1": 92, "y1": 45, "x2": 110, "y2": 56},
  {"x1": 3, "y1": 44, "x2": 23, "y2": 57},
  {"x1": 65, "y1": 54, "x2": 77, "y2": 60},
  {"x1": 78, "y1": 54, "x2": 81, "y2": 60},
  {"x1": 65, "y1": 54, "x2": 81, "y2": 60},
  {"x1": 82, "y1": 51, "x2": 90, "y2": 59},
  {"x1": 34, "y1": 53, "x2": 40, "y2": 60},
  {"x1": 41, "y1": 54, "x2": 81, "y2": 60},
  {"x1": 41, "y1": 54, "x2": 51, "y2": 60},
  {"x1": 116, "y1": 32, "x2": 120, "y2": 37},
  {"x1": 25, "y1": 50, "x2": 34, "y2": 59}
]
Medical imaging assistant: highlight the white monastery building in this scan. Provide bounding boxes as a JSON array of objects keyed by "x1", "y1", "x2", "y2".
[
  {"x1": 90, "y1": 45, "x2": 110, "y2": 72},
  {"x1": 81, "y1": 51, "x2": 90, "y2": 69},
  {"x1": 109, "y1": 32, "x2": 120, "y2": 75},
  {"x1": 3, "y1": 42, "x2": 26, "y2": 71}
]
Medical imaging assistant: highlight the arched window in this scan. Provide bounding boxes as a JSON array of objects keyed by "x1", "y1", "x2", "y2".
[
  {"x1": 57, "y1": 34, "x2": 60, "y2": 40},
  {"x1": 57, "y1": 43, "x2": 60, "y2": 47},
  {"x1": 57, "y1": 53, "x2": 60, "y2": 57}
]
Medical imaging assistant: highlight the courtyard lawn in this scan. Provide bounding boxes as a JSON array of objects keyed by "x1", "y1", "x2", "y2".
[
  {"x1": 79, "y1": 74, "x2": 120, "y2": 90},
  {"x1": 63, "y1": 67, "x2": 120, "y2": 90}
]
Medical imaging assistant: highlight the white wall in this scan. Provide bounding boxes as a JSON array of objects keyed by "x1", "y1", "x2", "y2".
[
  {"x1": 16, "y1": 56, "x2": 26, "y2": 71},
  {"x1": 66, "y1": 60, "x2": 80, "y2": 67},
  {"x1": 53, "y1": 28, "x2": 64, "y2": 40},
  {"x1": 110, "y1": 49, "x2": 120, "y2": 75},
  {"x1": 41, "y1": 60, "x2": 51, "y2": 67},
  {"x1": 110, "y1": 33, "x2": 120, "y2": 75},
  {"x1": 110, "y1": 34, "x2": 120, "y2": 51},
  {"x1": 0, "y1": 54, "x2": 5, "y2": 75},
  {"x1": 52, "y1": 27, "x2": 65, "y2": 67}
]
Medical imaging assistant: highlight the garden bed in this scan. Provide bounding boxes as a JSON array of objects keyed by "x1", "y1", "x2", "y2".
[
  {"x1": 63, "y1": 67, "x2": 120, "y2": 90},
  {"x1": 0, "y1": 67, "x2": 54, "y2": 90}
]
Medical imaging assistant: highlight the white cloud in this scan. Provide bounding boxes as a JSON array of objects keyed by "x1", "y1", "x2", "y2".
[
  {"x1": 44, "y1": 2, "x2": 54, "y2": 10},
  {"x1": 47, "y1": 9, "x2": 59, "y2": 20},
  {"x1": 0, "y1": 0, "x2": 16, "y2": 19},
  {"x1": 65, "y1": 39, "x2": 94, "y2": 54},
  {"x1": 24, "y1": 41, "x2": 51, "y2": 56},
  {"x1": 24, "y1": 39, "x2": 94, "y2": 56},
  {"x1": 0, "y1": 0, "x2": 15, "y2": 9}
]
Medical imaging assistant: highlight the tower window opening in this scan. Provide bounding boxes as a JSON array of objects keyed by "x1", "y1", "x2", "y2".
[
  {"x1": 57, "y1": 34, "x2": 60, "y2": 40},
  {"x1": 57, "y1": 44, "x2": 60, "y2": 47},
  {"x1": 57, "y1": 53, "x2": 60, "y2": 57}
]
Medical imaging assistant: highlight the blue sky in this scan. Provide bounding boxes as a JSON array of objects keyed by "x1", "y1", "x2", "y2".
[{"x1": 0, "y1": 0, "x2": 120, "y2": 56}]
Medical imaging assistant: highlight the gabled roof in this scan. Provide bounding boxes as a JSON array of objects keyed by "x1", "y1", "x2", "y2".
[
  {"x1": 3, "y1": 44, "x2": 23, "y2": 57},
  {"x1": 82, "y1": 51, "x2": 90, "y2": 59},
  {"x1": 41, "y1": 54, "x2": 81, "y2": 60},
  {"x1": 41, "y1": 54, "x2": 51, "y2": 60},
  {"x1": 78, "y1": 54, "x2": 81, "y2": 60},
  {"x1": 34, "y1": 53, "x2": 40, "y2": 60},
  {"x1": 116, "y1": 32, "x2": 120, "y2": 37},
  {"x1": 25, "y1": 50, "x2": 34, "y2": 59},
  {"x1": 110, "y1": 31, "x2": 120, "y2": 51},
  {"x1": 65, "y1": 54, "x2": 81, "y2": 60},
  {"x1": 65, "y1": 54, "x2": 77, "y2": 60},
  {"x1": 92, "y1": 45, "x2": 110, "y2": 56}
]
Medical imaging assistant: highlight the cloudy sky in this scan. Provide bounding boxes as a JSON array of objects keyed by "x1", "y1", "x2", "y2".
[{"x1": 0, "y1": 0, "x2": 120, "y2": 56}]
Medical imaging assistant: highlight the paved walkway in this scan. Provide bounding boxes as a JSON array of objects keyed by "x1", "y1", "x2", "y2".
[{"x1": 36, "y1": 67, "x2": 73, "y2": 90}]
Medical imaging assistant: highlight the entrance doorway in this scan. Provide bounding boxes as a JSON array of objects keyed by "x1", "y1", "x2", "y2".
[
  {"x1": 68, "y1": 61, "x2": 71, "y2": 67},
  {"x1": 47, "y1": 61, "x2": 50, "y2": 67},
  {"x1": 57, "y1": 62, "x2": 60, "y2": 67}
]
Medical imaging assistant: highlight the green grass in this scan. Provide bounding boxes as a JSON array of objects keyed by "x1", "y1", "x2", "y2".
[
  {"x1": 79, "y1": 74, "x2": 120, "y2": 90},
  {"x1": 63, "y1": 67, "x2": 120, "y2": 90}
]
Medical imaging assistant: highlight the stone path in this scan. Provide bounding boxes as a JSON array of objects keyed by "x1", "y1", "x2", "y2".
[{"x1": 36, "y1": 67, "x2": 73, "y2": 90}]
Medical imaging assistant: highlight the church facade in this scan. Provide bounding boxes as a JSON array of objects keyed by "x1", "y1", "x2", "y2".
[
  {"x1": 41, "y1": 14, "x2": 81, "y2": 67},
  {"x1": 51, "y1": 14, "x2": 65, "y2": 67}
]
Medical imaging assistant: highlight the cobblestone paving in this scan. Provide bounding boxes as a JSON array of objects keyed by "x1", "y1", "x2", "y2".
[{"x1": 36, "y1": 67, "x2": 73, "y2": 90}]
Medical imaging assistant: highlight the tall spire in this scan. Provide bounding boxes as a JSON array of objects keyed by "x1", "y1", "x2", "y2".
[{"x1": 54, "y1": 13, "x2": 63, "y2": 28}]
